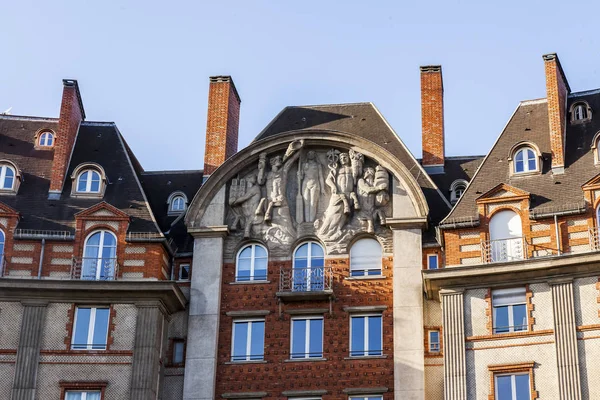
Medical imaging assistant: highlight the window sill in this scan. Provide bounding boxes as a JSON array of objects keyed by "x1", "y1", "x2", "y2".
[
  {"x1": 345, "y1": 275, "x2": 386, "y2": 281},
  {"x1": 224, "y1": 360, "x2": 267, "y2": 365},
  {"x1": 344, "y1": 355, "x2": 388, "y2": 360},
  {"x1": 229, "y1": 280, "x2": 271, "y2": 285},
  {"x1": 466, "y1": 329, "x2": 553, "y2": 342},
  {"x1": 284, "y1": 357, "x2": 327, "y2": 363},
  {"x1": 0, "y1": 189, "x2": 17, "y2": 196},
  {"x1": 70, "y1": 192, "x2": 104, "y2": 199}
]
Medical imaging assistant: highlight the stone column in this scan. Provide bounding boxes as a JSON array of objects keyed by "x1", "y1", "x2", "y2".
[
  {"x1": 11, "y1": 301, "x2": 47, "y2": 400},
  {"x1": 440, "y1": 289, "x2": 467, "y2": 400},
  {"x1": 392, "y1": 228, "x2": 424, "y2": 399},
  {"x1": 130, "y1": 302, "x2": 165, "y2": 400},
  {"x1": 550, "y1": 278, "x2": 582, "y2": 400}
]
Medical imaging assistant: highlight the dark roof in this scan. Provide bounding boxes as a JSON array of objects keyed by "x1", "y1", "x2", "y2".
[
  {"x1": 426, "y1": 156, "x2": 484, "y2": 204},
  {"x1": 0, "y1": 117, "x2": 160, "y2": 234},
  {"x1": 140, "y1": 170, "x2": 204, "y2": 253},
  {"x1": 255, "y1": 103, "x2": 452, "y2": 243},
  {"x1": 443, "y1": 90, "x2": 600, "y2": 224}
]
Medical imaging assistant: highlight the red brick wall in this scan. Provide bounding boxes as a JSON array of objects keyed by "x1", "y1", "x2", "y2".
[
  {"x1": 544, "y1": 54, "x2": 569, "y2": 169},
  {"x1": 203, "y1": 77, "x2": 241, "y2": 175},
  {"x1": 216, "y1": 257, "x2": 395, "y2": 399},
  {"x1": 421, "y1": 66, "x2": 445, "y2": 167}
]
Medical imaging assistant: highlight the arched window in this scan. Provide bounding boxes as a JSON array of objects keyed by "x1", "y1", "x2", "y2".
[
  {"x1": 82, "y1": 230, "x2": 117, "y2": 280},
  {"x1": 171, "y1": 196, "x2": 186, "y2": 211},
  {"x1": 450, "y1": 180, "x2": 468, "y2": 204},
  {"x1": 77, "y1": 170, "x2": 102, "y2": 193},
  {"x1": 293, "y1": 241, "x2": 325, "y2": 291},
  {"x1": 0, "y1": 164, "x2": 15, "y2": 190},
  {"x1": 236, "y1": 244, "x2": 268, "y2": 282},
  {"x1": 513, "y1": 147, "x2": 537, "y2": 174},
  {"x1": 350, "y1": 238, "x2": 382, "y2": 276},
  {"x1": 488, "y1": 210, "x2": 524, "y2": 263},
  {"x1": 167, "y1": 191, "x2": 188, "y2": 215},
  {"x1": 571, "y1": 101, "x2": 592, "y2": 123},
  {"x1": 38, "y1": 131, "x2": 55, "y2": 147}
]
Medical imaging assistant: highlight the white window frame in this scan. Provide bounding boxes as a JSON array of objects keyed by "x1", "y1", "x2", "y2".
[
  {"x1": 65, "y1": 391, "x2": 102, "y2": 400},
  {"x1": 450, "y1": 179, "x2": 467, "y2": 204},
  {"x1": 39, "y1": 131, "x2": 55, "y2": 147},
  {"x1": 349, "y1": 314, "x2": 383, "y2": 357},
  {"x1": 349, "y1": 396, "x2": 384, "y2": 400},
  {"x1": 293, "y1": 241, "x2": 325, "y2": 291},
  {"x1": 179, "y1": 264, "x2": 190, "y2": 280},
  {"x1": 492, "y1": 288, "x2": 528, "y2": 334},
  {"x1": 494, "y1": 372, "x2": 530, "y2": 400},
  {"x1": 235, "y1": 244, "x2": 268, "y2": 282},
  {"x1": 427, "y1": 254, "x2": 439, "y2": 270},
  {"x1": 76, "y1": 169, "x2": 102, "y2": 193},
  {"x1": 231, "y1": 318, "x2": 265, "y2": 362},
  {"x1": 71, "y1": 306, "x2": 110, "y2": 350},
  {"x1": 83, "y1": 230, "x2": 117, "y2": 280},
  {"x1": 349, "y1": 238, "x2": 382, "y2": 277},
  {"x1": 290, "y1": 316, "x2": 324, "y2": 359},
  {"x1": 428, "y1": 330, "x2": 440, "y2": 353},
  {"x1": 171, "y1": 196, "x2": 186, "y2": 211},
  {"x1": 513, "y1": 147, "x2": 537, "y2": 174},
  {"x1": 0, "y1": 164, "x2": 16, "y2": 190}
]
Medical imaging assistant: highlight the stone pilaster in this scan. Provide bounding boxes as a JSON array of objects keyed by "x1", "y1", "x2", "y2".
[
  {"x1": 11, "y1": 301, "x2": 47, "y2": 400},
  {"x1": 550, "y1": 279, "x2": 582, "y2": 400},
  {"x1": 441, "y1": 289, "x2": 467, "y2": 400}
]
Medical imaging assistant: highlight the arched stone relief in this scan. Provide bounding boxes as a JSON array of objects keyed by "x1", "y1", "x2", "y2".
[{"x1": 225, "y1": 140, "x2": 393, "y2": 256}]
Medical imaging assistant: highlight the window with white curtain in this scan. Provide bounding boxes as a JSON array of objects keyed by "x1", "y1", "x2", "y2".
[
  {"x1": 65, "y1": 391, "x2": 101, "y2": 400},
  {"x1": 492, "y1": 288, "x2": 527, "y2": 334},
  {"x1": 350, "y1": 238, "x2": 382, "y2": 277}
]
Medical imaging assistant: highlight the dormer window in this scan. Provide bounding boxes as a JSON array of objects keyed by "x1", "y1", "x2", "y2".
[
  {"x1": 167, "y1": 191, "x2": 188, "y2": 215},
  {"x1": 450, "y1": 179, "x2": 468, "y2": 204},
  {"x1": 0, "y1": 160, "x2": 22, "y2": 194},
  {"x1": 38, "y1": 130, "x2": 55, "y2": 147},
  {"x1": 77, "y1": 170, "x2": 101, "y2": 193},
  {"x1": 513, "y1": 147, "x2": 538, "y2": 174},
  {"x1": 570, "y1": 101, "x2": 592, "y2": 124},
  {"x1": 70, "y1": 163, "x2": 107, "y2": 198}
]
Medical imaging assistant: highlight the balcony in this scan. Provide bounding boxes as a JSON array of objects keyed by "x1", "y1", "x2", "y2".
[
  {"x1": 70, "y1": 257, "x2": 119, "y2": 280},
  {"x1": 277, "y1": 266, "x2": 333, "y2": 301},
  {"x1": 481, "y1": 237, "x2": 527, "y2": 264}
]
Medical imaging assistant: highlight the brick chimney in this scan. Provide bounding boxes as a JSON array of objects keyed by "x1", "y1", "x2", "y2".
[
  {"x1": 420, "y1": 65, "x2": 445, "y2": 174},
  {"x1": 543, "y1": 53, "x2": 571, "y2": 175},
  {"x1": 203, "y1": 76, "x2": 241, "y2": 176},
  {"x1": 49, "y1": 79, "x2": 85, "y2": 199}
]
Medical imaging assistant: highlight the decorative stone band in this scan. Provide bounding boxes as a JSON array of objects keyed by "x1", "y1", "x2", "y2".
[
  {"x1": 188, "y1": 225, "x2": 229, "y2": 238},
  {"x1": 221, "y1": 392, "x2": 268, "y2": 399},
  {"x1": 343, "y1": 387, "x2": 389, "y2": 394},
  {"x1": 281, "y1": 389, "x2": 328, "y2": 396},
  {"x1": 225, "y1": 310, "x2": 270, "y2": 317},
  {"x1": 342, "y1": 305, "x2": 388, "y2": 313}
]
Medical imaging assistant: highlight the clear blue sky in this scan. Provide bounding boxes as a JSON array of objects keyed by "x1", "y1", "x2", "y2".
[{"x1": 2, "y1": 0, "x2": 600, "y2": 171}]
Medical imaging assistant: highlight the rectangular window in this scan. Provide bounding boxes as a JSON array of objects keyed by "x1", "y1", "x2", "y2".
[
  {"x1": 350, "y1": 315, "x2": 382, "y2": 357},
  {"x1": 349, "y1": 396, "x2": 384, "y2": 400},
  {"x1": 231, "y1": 319, "x2": 265, "y2": 361},
  {"x1": 427, "y1": 254, "x2": 439, "y2": 270},
  {"x1": 179, "y1": 264, "x2": 190, "y2": 280},
  {"x1": 65, "y1": 391, "x2": 102, "y2": 400},
  {"x1": 71, "y1": 307, "x2": 110, "y2": 350},
  {"x1": 172, "y1": 339, "x2": 185, "y2": 365},
  {"x1": 290, "y1": 317, "x2": 323, "y2": 359},
  {"x1": 495, "y1": 373, "x2": 530, "y2": 400},
  {"x1": 492, "y1": 288, "x2": 527, "y2": 334},
  {"x1": 428, "y1": 330, "x2": 440, "y2": 352}
]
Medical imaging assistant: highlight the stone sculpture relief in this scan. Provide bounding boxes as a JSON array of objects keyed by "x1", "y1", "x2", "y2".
[{"x1": 226, "y1": 142, "x2": 392, "y2": 255}]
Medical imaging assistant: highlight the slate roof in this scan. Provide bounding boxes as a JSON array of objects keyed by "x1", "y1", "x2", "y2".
[
  {"x1": 0, "y1": 116, "x2": 160, "y2": 234},
  {"x1": 255, "y1": 103, "x2": 452, "y2": 243},
  {"x1": 426, "y1": 156, "x2": 484, "y2": 204},
  {"x1": 443, "y1": 90, "x2": 600, "y2": 225},
  {"x1": 140, "y1": 170, "x2": 204, "y2": 253}
]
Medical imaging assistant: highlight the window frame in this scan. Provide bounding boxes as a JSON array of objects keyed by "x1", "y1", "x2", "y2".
[
  {"x1": 491, "y1": 288, "x2": 528, "y2": 334},
  {"x1": 450, "y1": 179, "x2": 468, "y2": 204},
  {"x1": 235, "y1": 243, "x2": 268, "y2": 282},
  {"x1": 70, "y1": 163, "x2": 107, "y2": 198},
  {"x1": 168, "y1": 338, "x2": 186, "y2": 367},
  {"x1": 427, "y1": 254, "x2": 439, "y2": 270},
  {"x1": 494, "y1": 372, "x2": 530, "y2": 400},
  {"x1": 167, "y1": 191, "x2": 188, "y2": 215},
  {"x1": 76, "y1": 169, "x2": 102, "y2": 193},
  {"x1": 292, "y1": 241, "x2": 325, "y2": 291},
  {"x1": 428, "y1": 330, "x2": 440, "y2": 353},
  {"x1": 0, "y1": 228, "x2": 4, "y2": 260},
  {"x1": 38, "y1": 130, "x2": 55, "y2": 147},
  {"x1": 290, "y1": 315, "x2": 324, "y2": 359},
  {"x1": 570, "y1": 101, "x2": 592, "y2": 124},
  {"x1": 230, "y1": 318, "x2": 265, "y2": 362},
  {"x1": 349, "y1": 238, "x2": 383, "y2": 277},
  {"x1": 71, "y1": 306, "x2": 111, "y2": 351},
  {"x1": 349, "y1": 313, "x2": 383, "y2": 357},
  {"x1": 82, "y1": 230, "x2": 117, "y2": 281},
  {"x1": 0, "y1": 164, "x2": 16, "y2": 191},
  {"x1": 513, "y1": 147, "x2": 538, "y2": 174},
  {"x1": 59, "y1": 381, "x2": 107, "y2": 400},
  {"x1": 179, "y1": 263, "x2": 190, "y2": 281}
]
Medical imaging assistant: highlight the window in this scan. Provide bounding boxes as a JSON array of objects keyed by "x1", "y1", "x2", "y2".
[
  {"x1": 450, "y1": 179, "x2": 468, "y2": 203},
  {"x1": 167, "y1": 191, "x2": 188, "y2": 215},
  {"x1": 571, "y1": 101, "x2": 591, "y2": 123},
  {"x1": 492, "y1": 288, "x2": 527, "y2": 334},
  {"x1": 427, "y1": 254, "x2": 438, "y2": 270},
  {"x1": 77, "y1": 170, "x2": 101, "y2": 193},
  {"x1": 350, "y1": 315, "x2": 382, "y2": 357},
  {"x1": 488, "y1": 210, "x2": 524, "y2": 263},
  {"x1": 65, "y1": 392, "x2": 102, "y2": 400},
  {"x1": 71, "y1": 307, "x2": 110, "y2": 350},
  {"x1": 171, "y1": 196, "x2": 186, "y2": 211},
  {"x1": 179, "y1": 264, "x2": 190, "y2": 280},
  {"x1": 0, "y1": 229, "x2": 4, "y2": 261},
  {"x1": 513, "y1": 147, "x2": 537, "y2": 173},
  {"x1": 428, "y1": 330, "x2": 440, "y2": 352},
  {"x1": 236, "y1": 244, "x2": 268, "y2": 282},
  {"x1": 495, "y1": 373, "x2": 530, "y2": 400},
  {"x1": 38, "y1": 131, "x2": 55, "y2": 147},
  {"x1": 82, "y1": 231, "x2": 117, "y2": 280},
  {"x1": 293, "y1": 241, "x2": 325, "y2": 291},
  {"x1": 0, "y1": 164, "x2": 15, "y2": 190},
  {"x1": 349, "y1": 396, "x2": 383, "y2": 400},
  {"x1": 171, "y1": 339, "x2": 185, "y2": 365},
  {"x1": 350, "y1": 238, "x2": 382, "y2": 276},
  {"x1": 231, "y1": 319, "x2": 265, "y2": 361},
  {"x1": 290, "y1": 317, "x2": 323, "y2": 359}
]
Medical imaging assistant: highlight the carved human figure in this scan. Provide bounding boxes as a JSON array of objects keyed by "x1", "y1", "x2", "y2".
[
  {"x1": 357, "y1": 167, "x2": 388, "y2": 233},
  {"x1": 229, "y1": 174, "x2": 262, "y2": 238},
  {"x1": 298, "y1": 150, "x2": 326, "y2": 223},
  {"x1": 326, "y1": 152, "x2": 360, "y2": 215}
]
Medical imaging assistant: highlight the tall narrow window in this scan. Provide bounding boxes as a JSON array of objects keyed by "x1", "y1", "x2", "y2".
[
  {"x1": 82, "y1": 231, "x2": 117, "y2": 280},
  {"x1": 0, "y1": 164, "x2": 15, "y2": 190},
  {"x1": 495, "y1": 373, "x2": 530, "y2": 400},
  {"x1": 77, "y1": 170, "x2": 101, "y2": 193},
  {"x1": 427, "y1": 254, "x2": 439, "y2": 270},
  {"x1": 179, "y1": 264, "x2": 190, "y2": 280},
  {"x1": 65, "y1": 392, "x2": 102, "y2": 400},
  {"x1": 350, "y1": 315, "x2": 382, "y2": 357},
  {"x1": 38, "y1": 131, "x2": 55, "y2": 147},
  {"x1": 514, "y1": 147, "x2": 537, "y2": 173},
  {"x1": 231, "y1": 319, "x2": 265, "y2": 361},
  {"x1": 290, "y1": 317, "x2": 323, "y2": 359},
  {"x1": 171, "y1": 339, "x2": 185, "y2": 365},
  {"x1": 71, "y1": 306, "x2": 110, "y2": 350},
  {"x1": 350, "y1": 238, "x2": 382, "y2": 276},
  {"x1": 236, "y1": 244, "x2": 268, "y2": 282},
  {"x1": 293, "y1": 242, "x2": 325, "y2": 291},
  {"x1": 428, "y1": 330, "x2": 440, "y2": 352},
  {"x1": 488, "y1": 210, "x2": 524, "y2": 263},
  {"x1": 492, "y1": 288, "x2": 527, "y2": 334}
]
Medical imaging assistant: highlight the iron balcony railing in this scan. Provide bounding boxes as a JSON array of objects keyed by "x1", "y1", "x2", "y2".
[
  {"x1": 279, "y1": 266, "x2": 333, "y2": 293},
  {"x1": 71, "y1": 257, "x2": 119, "y2": 280},
  {"x1": 481, "y1": 237, "x2": 527, "y2": 264}
]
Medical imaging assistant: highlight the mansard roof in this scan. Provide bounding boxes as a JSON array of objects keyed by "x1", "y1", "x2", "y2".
[{"x1": 443, "y1": 89, "x2": 600, "y2": 226}]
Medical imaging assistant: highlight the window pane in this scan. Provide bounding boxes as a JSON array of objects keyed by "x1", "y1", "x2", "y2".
[
  {"x1": 239, "y1": 246, "x2": 252, "y2": 259},
  {"x1": 515, "y1": 374, "x2": 530, "y2": 400},
  {"x1": 237, "y1": 258, "x2": 251, "y2": 281},
  {"x1": 429, "y1": 331, "x2": 439, "y2": 351},
  {"x1": 428, "y1": 255, "x2": 438, "y2": 269},
  {"x1": 513, "y1": 304, "x2": 527, "y2": 331},
  {"x1": 249, "y1": 321, "x2": 264, "y2": 360},
  {"x1": 350, "y1": 239, "x2": 382, "y2": 274},
  {"x1": 295, "y1": 243, "x2": 308, "y2": 258},
  {"x1": 351, "y1": 317, "x2": 365, "y2": 356},
  {"x1": 232, "y1": 322, "x2": 248, "y2": 361},
  {"x1": 73, "y1": 308, "x2": 91, "y2": 349},
  {"x1": 493, "y1": 288, "x2": 526, "y2": 306},
  {"x1": 173, "y1": 341, "x2": 185, "y2": 364},
  {"x1": 255, "y1": 246, "x2": 267, "y2": 258},
  {"x1": 309, "y1": 319, "x2": 323, "y2": 357},
  {"x1": 496, "y1": 375, "x2": 512, "y2": 400},
  {"x1": 180, "y1": 265, "x2": 190, "y2": 280},
  {"x1": 87, "y1": 393, "x2": 101, "y2": 400},
  {"x1": 368, "y1": 316, "x2": 382, "y2": 355},
  {"x1": 310, "y1": 243, "x2": 324, "y2": 258},
  {"x1": 90, "y1": 171, "x2": 101, "y2": 192},
  {"x1": 527, "y1": 150, "x2": 536, "y2": 171},
  {"x1": 291, "y1": 319, "x2": 307, "y2": 358},
  {"x1": 494, "y1": 306, "x2": 509, "y2": 333},
  {"x1": 254, "y1": 257, "x2": 267, "y2": 280},
  {"x1": 65, "y1": 393, "x2": 83, "y2": 400},
  {"x1": 92, "y1": 308, "x2": 110, "y2": 349},
  {"x1": 78, "y1": 171, "x2": 88, "y2": 191}
]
